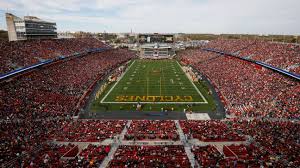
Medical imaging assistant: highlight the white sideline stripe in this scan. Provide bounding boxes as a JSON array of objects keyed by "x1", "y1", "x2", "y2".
[
  {"x1": 102, "y1": 101, "x2": 208, "y2": 104},
  {"x1": 100, "y1": 60, "x2": 136, "y2": 103},
  {"x1": 176, "y1": 61, "x2": 208, "y2": 104}
]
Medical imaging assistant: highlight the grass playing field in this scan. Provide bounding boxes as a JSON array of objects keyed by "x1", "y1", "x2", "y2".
[{"x1": 91, "y1": 59, "x2": 216, "y2": 112}]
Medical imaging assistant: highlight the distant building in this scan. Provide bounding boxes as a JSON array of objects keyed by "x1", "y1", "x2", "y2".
[
  {"x1": 5, "y1": 13, "x2": 57, "y2": 41},
  {"x1": 140, "y1": 43, "x2": 175, "y2": 59},
  {"x1": 138, "y1": 33, "x2": 174, "y2": 44},
  {"x1": 137, "y1": 34, "x2": 175, "y2": 59}
]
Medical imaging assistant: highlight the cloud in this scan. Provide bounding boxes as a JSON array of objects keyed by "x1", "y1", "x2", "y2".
[
  {"x1": 0, "y1": 1, "x2": 16, "y2": 9},
  {"x1": 0, "y1": 0, "x2": 299, "y2": 34},
  {"x1": 94, "y1": 0, "x2": 140, "y2": 9}
]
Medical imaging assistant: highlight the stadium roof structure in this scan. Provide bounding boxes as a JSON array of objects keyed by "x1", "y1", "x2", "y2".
[{"x1": 24, "y1": 15, "x2": 55, "y2": 24}]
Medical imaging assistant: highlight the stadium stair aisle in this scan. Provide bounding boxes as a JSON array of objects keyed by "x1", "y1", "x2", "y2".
[
  {"x1": 184, "y1": 146, "x2": 198, "y2": 168},
  {"x1": 214, "y1": 144, "x2": 224, "y2": 153},
  {"x1": 119, "y1": 120, "x2": 132, "y2": 140},
  {"x1": 175, "y1": 120, "x2": 198, "y2": 168},
  {"x1": 99, "y1": 145, "x2": 118, "y2": 168},
  {"x1": 100, "y1": 120, "x2": 131, "y2": 168},
  {"x1": 174, "y1": 120, "x2": 187, "y2": 144}
]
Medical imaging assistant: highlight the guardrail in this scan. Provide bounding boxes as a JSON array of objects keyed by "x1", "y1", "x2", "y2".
[
  {"x1": 0, "y1": 59, "x2": 53, "y2": 80},
  {"x1": 203, "y1": 48, "x2": 300, "y2": 81},
  {"x1": 0, "y1": 48, "x2": 110, "y2": 81}
]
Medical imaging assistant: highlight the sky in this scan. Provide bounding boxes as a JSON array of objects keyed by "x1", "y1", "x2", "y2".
[{"x1": 0, "y1": 0, "x2": 299, "y2": 35}]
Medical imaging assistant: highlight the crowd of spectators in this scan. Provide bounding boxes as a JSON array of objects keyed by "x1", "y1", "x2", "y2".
[
  {"x1": 1, "y1": 119, "x2": 299, "y2": 167},
  {"x1": 179, "y1": 48, "x2": 299, "y2": 119},
  {"x1": 0, "y1": 118, "x2": 116, "y2": 167},
  {"x1": 21, "y1": 143, "x2": 78, "y2": 167},
  {"x1": 192, "y1": 144, "x2": 267, "y2": 167},
  {"x1": 0, "y1": 119, "x2": 68, "y2": 167},
  {"x1": 0, "y1": 38, "x2": 135, "y2": 167},
  {"x1": 66, "y1": 144, "x2": 110, "y2": 167},
  {"x1": 192, "y1": 145, "x2": 224, "y2": 167},
  {"x1": 238, "y1": 41, "x2": 300, "y2": 74},
  {"x1": 229, "y1": 119, "x2": 300, "y2": 167},
  {"x1": 0, "y1": 38, "x2": 299, "y2": 167},
  {"x1": 11, "y1": 143, "x2": 109, "y2": 167},
  {"x1": 179, "y1": 48, "x2": 219, "y2": 65},
  {"x1": 184, "y1": 119, "x2": 299, "y2": 167},
  {"x1": 1, "y1": 48, "x2": 135, "y2": 120},
  {"x1": 50, "y1": 120, "x2": 126, "y2": 142},
  {"x1": 108, "y1": 145, "x2": 191, "y2": 168},
  {"x1": 205, "y1": 38, "x2": 300, "y2": 74},
  {"x1": 0, "y1": 38, "x2": 109, "y2": 74},
  {"x1": 180, "y1": 120, "x2": 245, "y2": 142},
  {"x1": 124, "y1": 120, "x2": 179, "y2": 140},
  {"x1": 205, "y1": 38, "x2": 255, "y2": 54}
]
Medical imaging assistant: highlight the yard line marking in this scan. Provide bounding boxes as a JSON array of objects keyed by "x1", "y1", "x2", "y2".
[
  {"x1": 101, "y1": 60, "x2": 135, "y2": 103},
  {"x1": 161, "y1": 66, "x2": 165, "y2": 96},
  {"x1": 160, "y1": 77, "x2": 162, "y2": 96},
  {"x1": 176, "y1": 61, "x2": 208, "y2": 104},
  {"x1": 146, "y1": 77, "x2": 149, "y2": 96}
]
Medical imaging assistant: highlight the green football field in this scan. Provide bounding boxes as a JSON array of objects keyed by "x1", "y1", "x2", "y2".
[{"x1": 91, "y1": 59, "x2": 216, "y2": 112}]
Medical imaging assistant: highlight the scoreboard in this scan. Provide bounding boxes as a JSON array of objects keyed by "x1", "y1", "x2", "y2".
[{"x1": 138, "y1": 34, "x2": 174, "y2": 43}]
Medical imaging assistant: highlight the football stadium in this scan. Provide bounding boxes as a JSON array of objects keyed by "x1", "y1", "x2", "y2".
[
  {"x1": 0, "y1": 1, "x2": 300, "y2": 168},
  {"x1": 89, "y1": 59, "x2": 218, "y2": 119}
]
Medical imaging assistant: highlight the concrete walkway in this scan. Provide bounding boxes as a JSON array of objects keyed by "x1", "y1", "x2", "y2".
[{"x1": 175, "y1": 120, "x2": 198, "y2": 168}]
